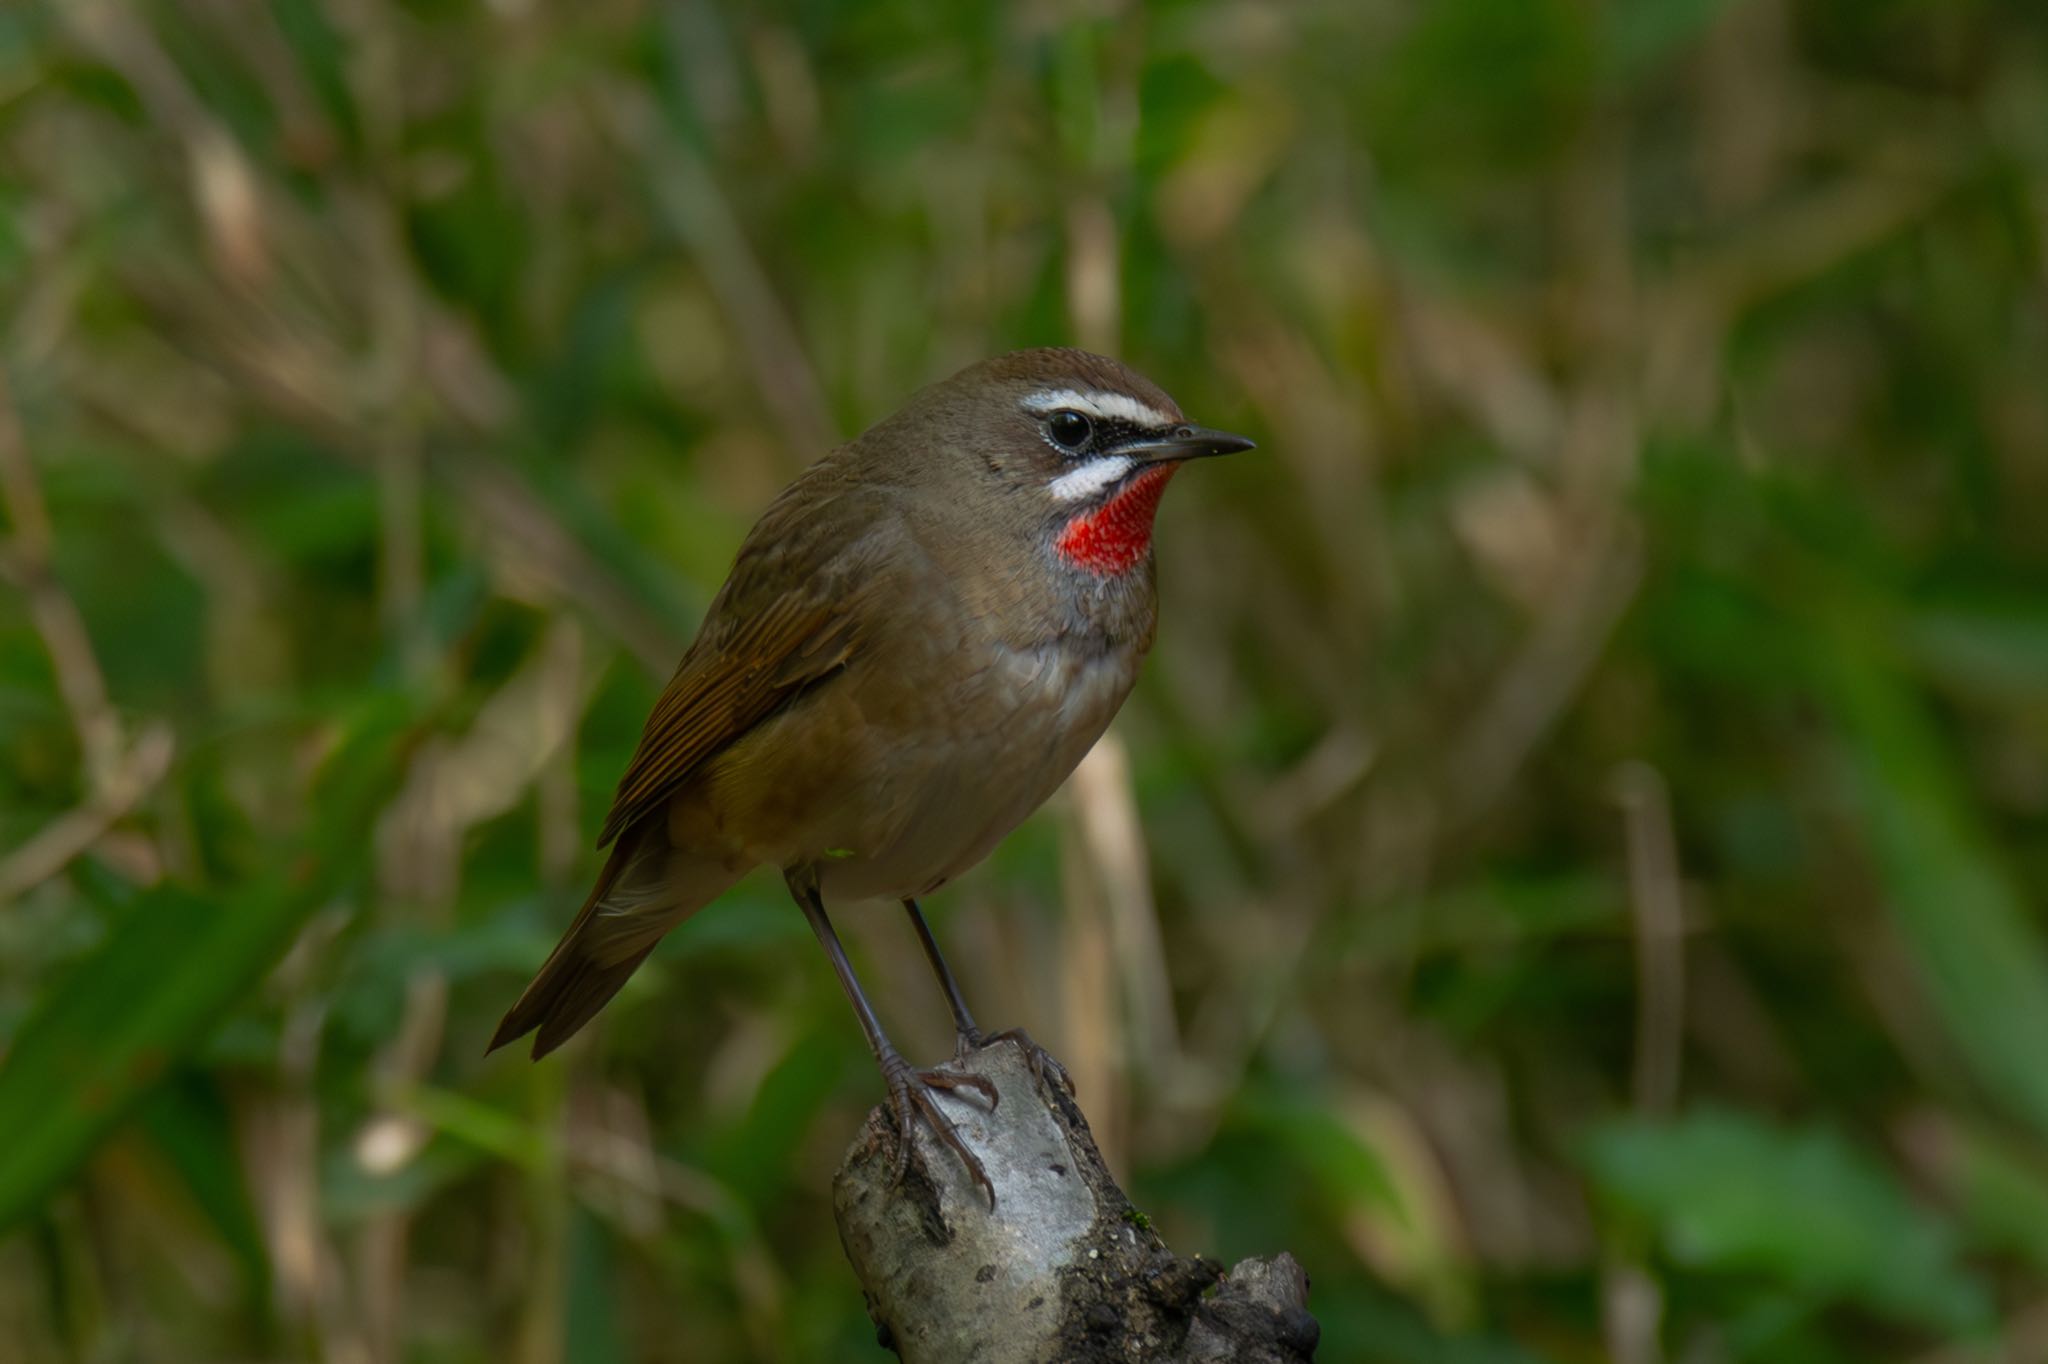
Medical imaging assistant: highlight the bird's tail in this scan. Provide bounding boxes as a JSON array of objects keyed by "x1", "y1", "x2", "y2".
[{"x1": 488, "y1": 826, "x2": 740, "y2": 1059}]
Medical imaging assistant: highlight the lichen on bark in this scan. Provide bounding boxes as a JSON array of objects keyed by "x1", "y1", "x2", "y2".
[{"x1": 833, "y1": 1040, "x2": 1318, "y2": 1363}]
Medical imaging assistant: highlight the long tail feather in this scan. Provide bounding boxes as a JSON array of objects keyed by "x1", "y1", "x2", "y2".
[{"x1": 488, "y1": 828, "x2": 729, "y2": 1058}]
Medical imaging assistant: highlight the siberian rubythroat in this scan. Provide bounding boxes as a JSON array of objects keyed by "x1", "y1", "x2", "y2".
[{"x1": 491, "y1": 348, "x2": 1254, "y2": 1203}]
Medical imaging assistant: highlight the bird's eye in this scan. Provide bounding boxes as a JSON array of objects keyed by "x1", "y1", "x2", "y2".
[{"x1": 1046, "y1": 409, "x2": 1093, "y2": 451}]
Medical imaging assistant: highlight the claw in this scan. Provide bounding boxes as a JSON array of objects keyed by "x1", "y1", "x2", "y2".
[
  {"x1": 881, "y1": 1053, "x2": 997, "y2": 1209},
  {"x1": 922, "y1": 1065, "x2": 999, "y2": 1110},
  {"x1": 959, "y1": 1026, "x2": 1074, "y2": 1098}
]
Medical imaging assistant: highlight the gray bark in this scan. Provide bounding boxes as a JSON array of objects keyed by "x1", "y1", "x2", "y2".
[{"x1": 833, "y1": 1041, "x2": 1319, "y2": 1362}]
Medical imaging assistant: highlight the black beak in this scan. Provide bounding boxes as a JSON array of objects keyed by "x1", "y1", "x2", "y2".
[{"x1": 1122, "y1": 424, "x2": 1257, "y2": 464}]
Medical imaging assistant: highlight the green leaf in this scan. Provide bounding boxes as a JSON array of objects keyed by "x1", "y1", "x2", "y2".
[
  {"x1": 562, "y1": 1206, "x2": 629, "y2": 1364},
  {"x1": 1819, "y1": 654, "x2": 2048, "y2": 1142},
  {"x1": 1906, "y1": 596, "x2": 2048, "y2": 699},
  {"x1": 1582, "y1": 1109, "x2": 1991, "y2": 1334},
  {"x1": 1952, "y1": 1123, "x2": 2048, "y2": 1275},
  {"x1": 1233, "y1": 1087, "x2": 1403, "y2": 1217},
  {"x1": 135, "y1": 1074, "x2": 270, "y2": 1299},
  {"x1": 1601, "y1": 0, "x2": 1741, "y2": 81},
  {"x1": 0, "y1": 695, "x2": 419, "y2": 1230}
]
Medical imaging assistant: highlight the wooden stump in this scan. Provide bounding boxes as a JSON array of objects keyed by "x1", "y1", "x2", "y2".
[{"x1": 833, "y1": 1040, "x2": 1320, "y2": 1362}]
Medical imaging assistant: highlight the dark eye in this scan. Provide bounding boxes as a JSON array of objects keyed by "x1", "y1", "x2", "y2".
[{"x1": 1046, "y1": 409, "x2": 1093, "y2": 451}]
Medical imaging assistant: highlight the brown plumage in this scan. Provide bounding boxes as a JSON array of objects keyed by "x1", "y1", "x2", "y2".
[
  {"x1": 489, "y1": 827, "x2": 648, "y2": 1059},
  {"x1": 490, "y1": 348, "x2": 1252, "y2": 1200}
]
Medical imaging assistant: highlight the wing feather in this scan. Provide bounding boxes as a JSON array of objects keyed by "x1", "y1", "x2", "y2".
[
  {"x1": 596, "y1": 593, "x2": 857, "y2": 847},
  {"x1": 594, "y1": 472, "x2": 885, "y2": 848}
]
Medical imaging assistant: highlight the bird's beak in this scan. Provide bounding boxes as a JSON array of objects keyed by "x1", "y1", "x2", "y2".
[{"x1": 1121, "y1": 424, "x2": 1257, "y2": 465}]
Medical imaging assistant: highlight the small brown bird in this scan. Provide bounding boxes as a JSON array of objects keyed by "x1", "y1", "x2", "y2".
[{"x1": 490, "y1": 348, "x2": 1252, "y2": 1201}]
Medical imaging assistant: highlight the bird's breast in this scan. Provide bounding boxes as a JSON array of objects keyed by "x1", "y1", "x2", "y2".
[{"x1": 802, "y1": 634, "x2": 1144, "y2": 901}]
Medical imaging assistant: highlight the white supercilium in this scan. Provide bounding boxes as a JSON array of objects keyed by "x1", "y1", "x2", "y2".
[{"x1": 1020, "y1": 388, "x2": 1175, "y2": 429}]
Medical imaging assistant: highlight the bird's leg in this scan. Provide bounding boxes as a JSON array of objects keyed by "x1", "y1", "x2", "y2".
[
  {"x1": 901, "y1": 897, "x2": 1075, "y2": 1098},
  {"x1": 788, "y1": 870, "x2": 996, "y2": 1206},
  {"x1": 900, "y1": 896, "x2": 981, "y2": 1042}
]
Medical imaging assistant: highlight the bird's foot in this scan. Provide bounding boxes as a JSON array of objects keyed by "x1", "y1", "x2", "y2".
[
  {"x1": 879, "y1": 1049, "x2": 998, "y2": 1209},
  {"x1": 957, "y1": 1026, "x2": 1075, "y2": 1098}
]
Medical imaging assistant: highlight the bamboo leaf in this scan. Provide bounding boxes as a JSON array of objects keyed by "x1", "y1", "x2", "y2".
[
  {"x1": 1819, "y1": 653, "x2": 2048, "y2": 1142},
  {"x1": 0, "y1": 696, "x2": 417, "y2": 1230},
  {"x1": 1583, "y1": 1109, "x2": 1992, "y2": 1334}
]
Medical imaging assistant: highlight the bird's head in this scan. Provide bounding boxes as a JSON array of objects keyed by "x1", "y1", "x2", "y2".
[{"x1": 873, "y1": 348, "x2": 1255, "y2": 577}]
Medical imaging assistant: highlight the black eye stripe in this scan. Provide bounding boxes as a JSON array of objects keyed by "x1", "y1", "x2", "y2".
[{"x1": 1034, "y1": 404, "x2": 1178, "y2": 459}]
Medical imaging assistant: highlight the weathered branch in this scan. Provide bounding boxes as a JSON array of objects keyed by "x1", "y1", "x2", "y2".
[{"x1": 833, "y1": 1041, "x2": 1319, "y2": 1363}]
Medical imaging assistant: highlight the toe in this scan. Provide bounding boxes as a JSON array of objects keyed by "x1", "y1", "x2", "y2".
[
  {"x1": 970, "y1": 1027, "x2": 1075, "y2": 1097},
  {"x1": 908, "y1": 1085, "x2": 995, "y2": 1209},
  {"x1": 877, "y1": 1060, "x2": 996, "y2": 1207},
  {"x1": 920, "y1": 1067, "x2": 999, "y2": 1110}
]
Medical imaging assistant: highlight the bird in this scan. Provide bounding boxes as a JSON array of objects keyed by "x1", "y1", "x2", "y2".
[{"x1": 489, "y1": 347, "x2": 1253, "y2": 1204}]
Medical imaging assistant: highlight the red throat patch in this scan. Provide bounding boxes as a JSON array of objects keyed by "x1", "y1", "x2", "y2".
[{"x1": 1055, "y1": 464, "x2": 1178, "y2": 575}]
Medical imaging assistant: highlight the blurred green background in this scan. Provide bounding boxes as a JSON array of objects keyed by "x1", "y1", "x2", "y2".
[{"x1": 5, "y1": 0, "x2": 2048, "y2": 1360}]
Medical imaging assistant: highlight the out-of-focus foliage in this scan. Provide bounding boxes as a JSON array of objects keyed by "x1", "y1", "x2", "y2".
[{"x1": 3, "y1": 0, "x2": 2048, "y2": 1359}]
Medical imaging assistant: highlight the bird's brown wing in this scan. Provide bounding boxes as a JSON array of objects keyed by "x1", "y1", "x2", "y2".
[
  {"x1": 492, "y1": 588, "x2": 860, "y2": 1060},
  {"x1": 595, "y1": 593, "x2": 861, "y2": 848},
  {"x1": 488, "y1": 476, "x2": 881, "y2": 1059},
  {"x1": 594, "y1": 476, "x2": 878, "y2": 849}
]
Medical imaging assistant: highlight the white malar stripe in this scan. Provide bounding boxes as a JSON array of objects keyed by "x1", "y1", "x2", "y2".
[
  {"x1": 1047, "y1": 455, "x2": 1135, "y2": 502},
  {"x1": 1020, "y1": 387, "x2": 1175, "y2": 429}
]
